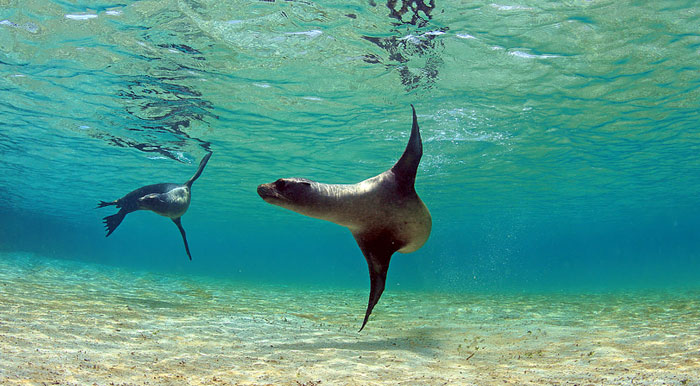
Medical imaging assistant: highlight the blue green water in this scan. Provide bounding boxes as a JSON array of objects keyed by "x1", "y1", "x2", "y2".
[{"x1": 2, "y1": 0, "x2": 700, "y2": 295}]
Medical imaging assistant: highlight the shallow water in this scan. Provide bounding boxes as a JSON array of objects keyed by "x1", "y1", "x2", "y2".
[{"x1": 1, "y1": 0, "x2": 700, "y2": 384}]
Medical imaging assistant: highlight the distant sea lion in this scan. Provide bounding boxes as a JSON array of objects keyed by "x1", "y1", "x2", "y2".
[
  {"x1": 97, "y1": 152, "x2": 212, "y2": 260},
  {"x1": 257, "y1": 106, "x2": 431, "y2": 330}
]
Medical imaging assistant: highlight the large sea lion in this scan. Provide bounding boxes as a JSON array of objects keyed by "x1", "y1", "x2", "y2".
[
  {"x1": 257, "y1": 106, "x2": 431, "y2": 330},
  {"x1": 97, "y1": 152, "x2": 212, "y2": 260}
]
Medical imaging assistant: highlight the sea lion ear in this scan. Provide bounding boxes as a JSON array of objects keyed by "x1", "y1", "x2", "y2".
[{"x1": 391, "y1": 105, "x2": 422, "y2": 185}]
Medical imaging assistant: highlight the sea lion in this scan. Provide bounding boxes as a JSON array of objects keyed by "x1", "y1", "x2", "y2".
[
  {"x1": 257, "y1": 106, "x2": 431, "y2": 330},
  {"x1": 97, "y1": 152, "x2": 212, "y2": 260}
]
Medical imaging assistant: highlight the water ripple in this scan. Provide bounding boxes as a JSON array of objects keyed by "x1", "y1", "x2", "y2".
[{"x1": 0, "y1": 0, "x2": 699, "y2": 225}]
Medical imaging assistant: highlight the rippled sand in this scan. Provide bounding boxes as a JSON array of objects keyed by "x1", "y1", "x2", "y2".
[{"x1": 1, "y1": 252, "x2": 698, "y2": 385}]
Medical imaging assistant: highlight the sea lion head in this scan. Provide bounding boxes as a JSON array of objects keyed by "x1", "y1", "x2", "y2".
[{"x1": 257, "y1": 178, "x2": 316, "y2": 209}]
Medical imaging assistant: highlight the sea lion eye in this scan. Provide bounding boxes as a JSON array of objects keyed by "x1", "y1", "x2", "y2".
[{"x1": 275, "y1": 179, "x2": 287, "y2": 189}]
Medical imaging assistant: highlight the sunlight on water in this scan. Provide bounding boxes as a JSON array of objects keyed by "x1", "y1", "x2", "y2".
[{"x1": 1, "y1": 0, "x2": 700, "y2": 383}]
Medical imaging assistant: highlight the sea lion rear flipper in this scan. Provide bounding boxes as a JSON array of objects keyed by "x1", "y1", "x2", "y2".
[
  {"x1": 172, "y1": 217, "x2": 192, "y2": 260},
  {"x1": 103, "y1": 209, "x2": 127, "y2": 237},
  {"x1": 96, "y1": 200, "x2": 117, "y2": 208},
  {"x1": 353, "y1": 230, "x2": 400, "y2": 332},
  {"x1": 185, "y1": 152, "x2": 212, "y2": 188}
]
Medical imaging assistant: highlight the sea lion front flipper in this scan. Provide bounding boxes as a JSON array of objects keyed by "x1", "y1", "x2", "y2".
[
  {"x1": 172, "y1": 217, "x2": 192, "y2": 261},
  {"x1": 185, "y1": 152, "x2": 212, "y2": 188},
  {"x1": 391, "y1": 105, "x2": 422, "y2": 185},
  {"x1": 353, "y1": 230, "x2": 400, "y2": 332}
]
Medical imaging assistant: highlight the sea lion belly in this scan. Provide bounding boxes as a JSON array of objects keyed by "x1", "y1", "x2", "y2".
[
  {"x1": 390, "y1": 197, "x2": 432, "y2": 253},
  {"x1": 141, "y1": 186, "x2": 191, "y2": 218}
]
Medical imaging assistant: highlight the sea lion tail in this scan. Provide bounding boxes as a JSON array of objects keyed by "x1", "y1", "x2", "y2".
[
  {"x1": 185, "y1": 152, "x2": 212, "y2": 188},
  {"x1": 103, "y1": 210, "x2": 127, "y2": 237},
  {"x1": 96, "y1": 200, "x2": 117, "y2": 208}
]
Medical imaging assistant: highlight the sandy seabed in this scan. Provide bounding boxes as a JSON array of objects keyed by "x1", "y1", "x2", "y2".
[{"x1": 0, "y1": 252, "x2": 699, "y2": 386}]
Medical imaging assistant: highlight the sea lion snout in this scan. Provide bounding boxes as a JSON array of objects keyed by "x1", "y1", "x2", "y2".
[
  {"x1": 257, "y1": 182, "x2": 279, "y2": 203},
  {"x1": 257, "y1": 183, "x2": 271, "y2": 198}
]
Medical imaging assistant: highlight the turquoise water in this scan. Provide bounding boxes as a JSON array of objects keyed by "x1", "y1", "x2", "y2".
[
  {"x1": 2, "y1": 0, "x2": 700, "y2": 294},
  {"x1": 2, "y1": 1, "x2": 700, "y2": 384}
]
